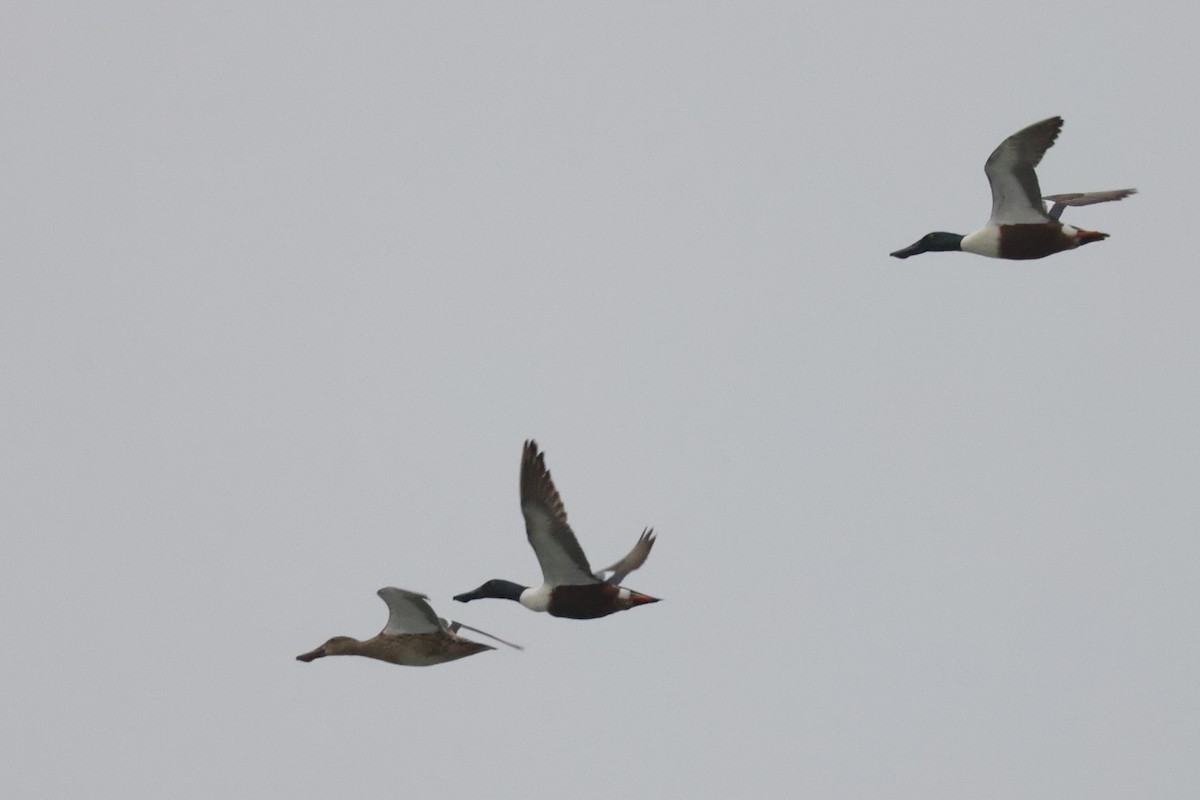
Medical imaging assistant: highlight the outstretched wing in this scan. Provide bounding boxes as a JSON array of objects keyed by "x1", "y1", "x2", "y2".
[
  {"x1": 1043, "y1": 188, "x2": 1137, "y2": 220},
  {"x1": 444, "y1": 619, "x2": 525, "y2": 651},
  {"x1": 594, "y1": 528, "x2": 657, "y2": 585},
  {"x1": 984, "y1": 116, "x2": 1062, "y2": 225},
  {"x1": 377, "y1": 587, "x2": 442, "y2": 635},
  {"x1": 520, "y1": 440, "x2": 599, "y2": 586}
]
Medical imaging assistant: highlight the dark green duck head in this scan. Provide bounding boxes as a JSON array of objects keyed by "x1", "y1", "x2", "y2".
[{"x1": 890, "y1": 232, "x2": 965, "y2": 259}]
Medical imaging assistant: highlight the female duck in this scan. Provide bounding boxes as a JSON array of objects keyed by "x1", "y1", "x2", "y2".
[
  {"x1": 453, "y1": 440, "x2": 660, "y2": 620},
  {"x1": 890, "y1": 116, "x2": 1135, "y2": 260},
  {"x1": 297, "y1": 587, "x2": 521, "y2": 667}
]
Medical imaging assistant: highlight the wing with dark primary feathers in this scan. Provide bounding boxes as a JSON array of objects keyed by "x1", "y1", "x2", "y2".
[
  {"x1": 520, "y1": 440, "x2": 599, "y2": 586},
  {"x1": 984, "y1": 116, "x2": 1062, "y2": 225},
  {"x1": 594, "y1": 528, "x2": 657, "y2": 585}
]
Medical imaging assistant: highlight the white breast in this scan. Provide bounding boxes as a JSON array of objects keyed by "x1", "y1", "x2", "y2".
[
  {"x1": 961, "y1": 226, "x2": 1002, "y2": 258},
  {"x1": 519, "y1": 584, "x2": 552, "y2": 613}
]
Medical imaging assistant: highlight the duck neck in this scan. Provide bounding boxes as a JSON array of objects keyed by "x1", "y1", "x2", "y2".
[{"x1": 486, "y1": 580, "x2": 527, "y2": 602}]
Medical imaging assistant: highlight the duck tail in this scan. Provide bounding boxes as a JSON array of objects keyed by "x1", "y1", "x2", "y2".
[
  {"x1": 1075, "y1": 229, "x2": 1109, "y2": 246},
  {"x1": 625, "y1": 591, "x2": 661, "y2": 608}
]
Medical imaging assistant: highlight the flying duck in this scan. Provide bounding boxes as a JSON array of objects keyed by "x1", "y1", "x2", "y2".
[
  {"x1": 453, "y1": 440, "x2": 660, "y2": 619},
  {"x1": 890, "y1": 116, "x2": 1135, "y2": 260},
  {"x1": 296, "y1": 587, "x2": 521, "y2": 667}
]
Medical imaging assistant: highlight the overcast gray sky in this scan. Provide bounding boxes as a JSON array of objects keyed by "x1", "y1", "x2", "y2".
[{"x1": 4, "y1": 2, "x2": 1198, "y2": 798}]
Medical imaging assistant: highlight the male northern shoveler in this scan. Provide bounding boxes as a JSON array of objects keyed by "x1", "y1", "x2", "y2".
[
  {"x1": 453, "y1": 440, "x2": 660, "y2": 620},
  {"x1": 890, "y1": 116, "x2": 1135, "y2": 260},
  {"x1": 296, "y1": 587, "x2": 521, "y2": 667}
]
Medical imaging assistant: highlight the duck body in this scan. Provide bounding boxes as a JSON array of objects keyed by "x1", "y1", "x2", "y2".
[
  {"x1": 962, "y1": 222, "x2": 1108, "y2": 260},
  {"x1": 296, "y1": 630, "x2": 492, "y2": 667},
  {"x1": 453, "y1": 441, "x2": 660, "y2": 620},
  {"x1": 890, "y1": 116, "x2": 1134, "y2": 261},
  {"x1": 544, "y1": 583, "x2": 660, "y2": 619},
  {"x1": 457, "y1": 577, "x2": 659, "y2": 620},
  {"x1": 297, "y1": 587, "x2": 518, "y2": 668}
]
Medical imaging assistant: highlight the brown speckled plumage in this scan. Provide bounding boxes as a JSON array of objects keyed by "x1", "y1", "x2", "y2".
[
  {"x1": 296, "y1": 631, "x2": 493, "y2": 667},
  {"x1": 297, "y1": 586, "x2": 509, "y2": 668}
]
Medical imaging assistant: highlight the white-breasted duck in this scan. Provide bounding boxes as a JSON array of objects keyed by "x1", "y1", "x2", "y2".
[
  {"x1": 453, "y1": 440, "x2": 660, "y2": 620},
  {"x1": 890, "y1": 116, "x2": 1135, "y2": 260}
]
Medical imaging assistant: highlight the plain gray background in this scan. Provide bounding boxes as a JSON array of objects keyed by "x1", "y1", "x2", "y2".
[{"x1": 4, "y1": 2, "x2": 1197, "y2": 798}]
